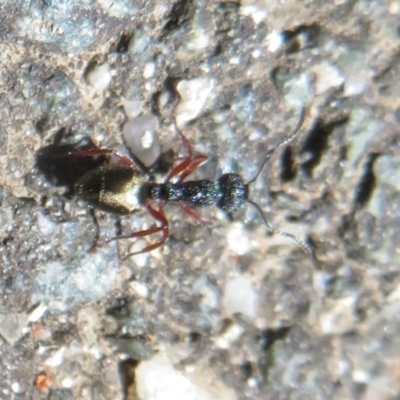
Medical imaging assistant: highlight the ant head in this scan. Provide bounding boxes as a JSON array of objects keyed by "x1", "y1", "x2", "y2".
[{"x1": 216, "y1": 173, "x2": 249, "y2": 213}]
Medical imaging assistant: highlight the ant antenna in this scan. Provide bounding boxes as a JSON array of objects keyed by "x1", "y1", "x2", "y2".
[
  {"x1": 245, "y1": 107, "x2": 310, "y2": 254},
  {"x1": 247, "y1": 106, "x2": 306, "y2": 185},
  {"x1": 247, "y1": 200, "x2": 311, "y2": 254}
]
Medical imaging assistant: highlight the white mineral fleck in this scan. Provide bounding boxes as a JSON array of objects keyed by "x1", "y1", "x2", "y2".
[
  {"x1": 265, "y1": 30, "x2": 284, "y2": 53},
  {"x1": 122, "y1": 114, "x2": 161, "y2": 167},
  {"x1": 223, "y1": 276, "x2": 259, "y2": 320},
  {"x1": 226, "y1": 222, "x2": 251, "y2": 255},
  {"x1": 311, "y1": 61, "x2": 345, "y2": 94},
  {"x1": 86, "y1": 62, "x2": 112, "y2": 92},
  {"x1": 214, "y1": 323, "x2": 245, "y2": 349},
  {"x1": 240, "y1": 5, "x2": 268, "y2": 24},
  {"x1": 135, "y1": 351, "x2": 237, "y2": 400},
  {"x1": 344, "y1": 75, "x2": 367, "y2": 97},
  {"x1": 130, "y1": 281, "x2": 149, "y2": 298},
  {"x1": 37, "y1": 212, "x2": 56, "y2": 236},
  {"x1": 11, "y1": 382, "x2": 23, "y2": 394},
  {"x1": 28, "y1": 303, "x2": 48, "y2": 322},
  {"x1": 61, "y1": 377, "x2": 74, "y2": 388},
  {"x1": 143, "y1": 62, "x2": 156, "y2": 79},
  {"x1": 175, "y1": 78, "x2": 214, "y2": 126},
  {"x1": 121, "y1": 97, "x2": 143, "y2": 119},
  {"x1": 44, "y1": 346, "x2": 66, "y2": 367}
]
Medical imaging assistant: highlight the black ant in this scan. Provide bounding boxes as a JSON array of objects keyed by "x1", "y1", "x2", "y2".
[{"x1": 69, "y1": 108, "x2": 310, "y2": 259}]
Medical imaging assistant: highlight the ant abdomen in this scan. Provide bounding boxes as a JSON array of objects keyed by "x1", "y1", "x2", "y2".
[{"x1": 76, "y1": 165, "x2": 148, "y2": 215}]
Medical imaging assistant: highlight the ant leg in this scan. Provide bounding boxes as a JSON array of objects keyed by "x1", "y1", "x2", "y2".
[
  {"x1": 174, "y1": 117, "x2": 193, "y2": 157},
  {"x1": 166, "y1": 120, "x2": 209, "y2": 183},
  {"x1": 69, "y1": 149, "x2": 138, "y2": 170},
  {"x1": 167, "y1": 155, "x2": 208, "y2": 183},
  {"x1": 175, "y1": 155, "x2": 208, "y2": 183},
  {"x1": 122, "y1": 202, "x2": 169, "y2": 259},
  {"x1": 106, "y1": 225, "x2": 164, "y2": 242},
  {"x1": 179, "y1": 202, "x2": 212, "y2": 224}
]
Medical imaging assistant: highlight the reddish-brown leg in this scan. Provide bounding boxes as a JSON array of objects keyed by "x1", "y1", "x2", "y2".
[
  {"x1": 174, "y1": 118, "x2": 193, "y2": 157},
  {"x1": 175, "y1": 155, "x2": 208, "y2": 183},
  {"x1": 69, "y1": 148, "x2": 138, "y2": 169},
  {"x1": 166, "y1": 154, "x2": 208, "y2": 183},
  {"x1": 179, "y1": 202, "x2": 212, "y2": 224},
  {"x1": 106, "y1": 225, "x2": 164, "y2": 242},
  {"x1": 166, "y1": 121, "x2": 207, "y2": 183},
  {"x1": 122, "y1": 202, "x2": 170, "y2": 259}
]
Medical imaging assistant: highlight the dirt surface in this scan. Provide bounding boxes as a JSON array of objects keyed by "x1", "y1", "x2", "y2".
[{"x1": 0, "y1": 1, "x2": 399, "y2": 399}]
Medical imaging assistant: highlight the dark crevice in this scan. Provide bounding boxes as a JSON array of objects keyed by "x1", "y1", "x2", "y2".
[
  {"x1": 301, "y1": 117, "x2": 348, "y2": 177},
  {"x1": 119, "y1": 359, "x2": 140, "y2": 400},
  {"x1": 282, "y1": 23, "x2": 321, "y2": 53},
  {"x1": 35, "y1": 114, "x2": 49, "y2": 134},
  {"x1": 353, "y1": 153, "x2": 379, "y2": 209},
  {"x1": 162, "y1": 0, "x2": 193, "y2": 34},
  {"x1": 106, "y1": 297, "x2": 132, "y2": 319},
  {"x1": 114, "y1": 32, "x2": 132, "y2": 53},
  {"x1": 259, "y1": 326, "x2": 291, "y2": 352},
  {"x1": 280, "y1": 146, "x2": 296, "y2": 182},
  {"x1": 256, "y1": 326, "x2": 292, "y2": 382}
]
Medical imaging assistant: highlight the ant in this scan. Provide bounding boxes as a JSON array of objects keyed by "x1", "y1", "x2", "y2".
[{"x1": 70, "y1": 108, "x2": 311, "y2": 259}]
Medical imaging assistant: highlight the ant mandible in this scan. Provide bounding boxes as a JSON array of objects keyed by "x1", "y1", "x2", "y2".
[{"x1": 72, "y1": 107, "x2": 311, "y2": 259}]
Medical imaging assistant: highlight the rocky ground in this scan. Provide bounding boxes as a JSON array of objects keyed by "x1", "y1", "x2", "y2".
[{"x1": 0, "y1": 0, "x2": 399, "y2": 399}]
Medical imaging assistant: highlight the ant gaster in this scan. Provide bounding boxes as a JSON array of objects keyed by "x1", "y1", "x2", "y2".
[{"x1": 73, "y1": 108, "x2": 311, "y2": 259}]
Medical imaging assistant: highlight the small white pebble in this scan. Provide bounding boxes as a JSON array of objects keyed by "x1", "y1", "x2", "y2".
[
  {"x1": 122, "y1": 114, "x2": 161, "y2": 167},
  {"x1": 352, "y1": 369, "x2": 370, "y2": 383},
  {"x1": 86, "y1": 63, "x2": 112, "y2": 92},
  {"x1": 121, "y1": 98, "x2": 143, "y2": 120},
  {"x1": 223, "y1": 276, "x2": 259, "y2": 320},
  {"x1": 240, "y1": 5, "x2": 268, "y2": 24},
  {"x1": 344, "y1": 75, "x2": 367, "y2": 97},
  {"x1": 214, "y1": 323, "x2": 245, "y2": 349},
  {"x1": 130, "y1": 281, "x2": 149, "y2": 298},
  {"x1": 265, "y1": 30, "x2": 285, "y2": 53},
  {"x1": 247, "y1": 378, "x2": 259, "y2": 388},
  {"x1": 28, "y1": 303, "x2": 48, "y2": 322},
  {"x1": 11, "y1": 382, "x2": 22, "y2": 394},
  {"x1": 311, "y1": 62, "x2": 345, "y2": 95},
  {"x1": 227, "y1": 222, "x2": 251, "y2": 255},
  {"x1": 143, "y1": 62, "x2": 156, "y2": 79},
  {"x1": 45, "y1": 347, "x2": 66, "y2": 367},
  {"x1": 175, "y1": 78, "x2": 214, "y2": 126},
  {"x1": 61, "y1": 378, "x2": 74, "y2": 388}
]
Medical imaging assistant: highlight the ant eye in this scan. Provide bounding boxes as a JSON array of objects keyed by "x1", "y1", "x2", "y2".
[{"x1": 216, "y1": 174, "x2": 248, "y2": 213}]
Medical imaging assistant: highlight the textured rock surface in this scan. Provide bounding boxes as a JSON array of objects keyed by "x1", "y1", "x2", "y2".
[{"x1": 0, "y1": 0, "x2": 399, "y2": 399}]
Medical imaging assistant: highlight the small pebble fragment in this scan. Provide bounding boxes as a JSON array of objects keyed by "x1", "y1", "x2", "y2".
[
  {"x1": 175, "y1": 78, "x2": 214, "y2": 126},
  {"x1": 311, "y1": 61, "x2": 345, "y2": 94},
  {"x1": 34, "y1": 373, "x2": 53, "y2": 393},
  {"x1": 121, "y1": 98, "x2": 143, "y2": 119},
  {"x1": 135, "y1": 351, "x2": 237, "y2": 400},
  {"x1": 0, "y1": 313, "x2": 28, "y2": 345},
  {"x1": 86, "y1": 62, "x2": 112, "y2": 92},
  {"x1": 122, "y1": 114, "x2": 161, "y2": 167},
  {"x1": 223, "y1": 276, "x2": 259, "y2": 320}
]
